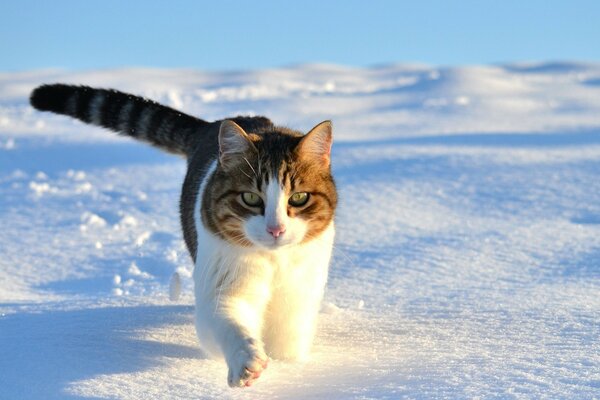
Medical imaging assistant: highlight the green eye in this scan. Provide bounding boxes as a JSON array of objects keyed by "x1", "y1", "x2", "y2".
[
  {"x1": 241, "y1": 192, "x2": 263, "y2": 207},
  {"x1": 289, "y1": 192, "x2": 309, "y2": 207}
]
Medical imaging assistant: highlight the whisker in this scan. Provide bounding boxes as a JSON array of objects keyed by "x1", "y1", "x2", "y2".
[
  {"x1": 239, "y1": 168, "x2": 253, "y2": 180},
  {"x1": 243, "y1": 157, "x2": 258, "y2": 178},
  {"x1": 256, "y1": 150, "x2": 262, "y2": 177},
  {"x1": 208, "y1": 228, "x2": 247, "y2": 240}
]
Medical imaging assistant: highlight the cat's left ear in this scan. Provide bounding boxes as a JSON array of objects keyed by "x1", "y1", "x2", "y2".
[
  {"x1": 297, "y1": 120, "x2": 333, "y2": 167},
  {"x1": 218, "y1": 120, "x2": 256, "y2": 168}
]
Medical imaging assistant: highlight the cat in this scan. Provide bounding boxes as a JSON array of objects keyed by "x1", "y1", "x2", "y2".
[{"x1": 30, "y1": 84, "x2": 337, "y2": 388}]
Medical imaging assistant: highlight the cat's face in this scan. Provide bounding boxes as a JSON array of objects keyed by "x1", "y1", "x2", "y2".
[{"x1": 202, "y1": 120, "x2": 336, "y2": 249}]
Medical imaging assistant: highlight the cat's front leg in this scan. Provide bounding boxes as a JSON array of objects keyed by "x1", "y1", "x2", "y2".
[
  {"x1": 216, "y1": 295, "x2": 271, "y2": 387},
  {"x1": 225, "y1": 336, "x2": 269, "y2": 387},
  {"x1": 195, "y1": 265, "x2": 272, "y2": 388}
]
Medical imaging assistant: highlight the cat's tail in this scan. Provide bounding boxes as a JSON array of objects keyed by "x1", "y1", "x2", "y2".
[{"x1": 30, "y1": 84, "x2": 207, "y2": 156}]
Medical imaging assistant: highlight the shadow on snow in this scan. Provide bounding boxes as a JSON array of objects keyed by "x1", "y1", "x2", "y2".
[
  {"x1": 334, "y1": 129, "x2": 600, "y2": 151},
  {"x1": 0, "y1": 138, "x2": 178, "y2": 175},
  {"x1": 0, "y1": 305, "x2": 200, "y2": 400}
]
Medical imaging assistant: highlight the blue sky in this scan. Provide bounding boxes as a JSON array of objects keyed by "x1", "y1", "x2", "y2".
[{"x1": 2, "y1": 0, "x2": 599, "y2": 71}]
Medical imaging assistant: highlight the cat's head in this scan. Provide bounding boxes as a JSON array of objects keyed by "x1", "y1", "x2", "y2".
[{"x1": 202, "y1": 120, "x2": 337, "y2": 249}]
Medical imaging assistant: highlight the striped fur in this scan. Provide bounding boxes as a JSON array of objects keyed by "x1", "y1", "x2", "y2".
[{"x1": 30, "y1": 84, "x2": 208, "y2": 156}]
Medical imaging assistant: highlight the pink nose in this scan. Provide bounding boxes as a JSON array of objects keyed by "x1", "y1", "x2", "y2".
[{"x1": 267, "y1": 225, "x2": 286, "y2": 238}]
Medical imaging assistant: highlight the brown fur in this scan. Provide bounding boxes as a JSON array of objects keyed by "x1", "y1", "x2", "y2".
[{"x1": 200, "y1": 126, "x2": 337, "y2": 248}]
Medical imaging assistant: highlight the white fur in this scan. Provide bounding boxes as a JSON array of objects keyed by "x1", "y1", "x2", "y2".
[
  {"x1": 244, "y1": 180, "x2": 308, "y2": 248},
  {"x1": 193, "y1": 161, "x2": 334, "y2": 387}
]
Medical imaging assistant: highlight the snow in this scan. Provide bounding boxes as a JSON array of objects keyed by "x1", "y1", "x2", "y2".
[{"x1": 1, "y1": 62, "x2": 600, "y2": 399}]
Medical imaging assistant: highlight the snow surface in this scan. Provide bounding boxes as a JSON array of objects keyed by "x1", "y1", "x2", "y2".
[{"x1": 1, "y1": 62, "x2": 600, "y2": 399}]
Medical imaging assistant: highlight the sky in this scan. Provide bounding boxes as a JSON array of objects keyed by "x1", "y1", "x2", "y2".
[{"x1": 2, "y1": 0, "x2": 600, "y2": 71}]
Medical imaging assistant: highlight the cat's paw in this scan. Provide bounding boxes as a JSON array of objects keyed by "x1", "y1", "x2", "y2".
[{"x1": 226, "y1": 341, "x2": 269, "y2": 388}]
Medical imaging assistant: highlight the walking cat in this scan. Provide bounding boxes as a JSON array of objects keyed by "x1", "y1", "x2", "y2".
[{"x1": 30, "y1": 84, "x2": 337, "y2": 387}]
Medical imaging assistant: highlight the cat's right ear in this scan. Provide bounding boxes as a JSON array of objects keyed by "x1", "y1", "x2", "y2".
[{"x1": 218, "y1": 120, "x2": 256, "y2": 168}]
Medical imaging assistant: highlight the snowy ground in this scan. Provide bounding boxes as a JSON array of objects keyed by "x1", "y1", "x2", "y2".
[{"x1": 1, "y1": 63, "x2": 600, "y2": 399}]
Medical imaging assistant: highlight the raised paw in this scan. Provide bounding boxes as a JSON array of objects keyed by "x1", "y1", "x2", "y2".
[{"x1": 227, "y1": 342, "x2": 269, "y2": 388}]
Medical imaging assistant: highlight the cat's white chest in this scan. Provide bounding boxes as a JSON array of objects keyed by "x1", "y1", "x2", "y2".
[
  {"x1": 193, "y1": 220, "x2": 333, "y2": 305},
  {"x1": 193, "y1": 220, "x2": 334, "y2": 360}
]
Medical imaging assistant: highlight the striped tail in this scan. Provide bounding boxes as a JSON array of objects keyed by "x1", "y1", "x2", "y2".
[{"x1": 30, "y1": 84, "x2": 208, "y2": 156}]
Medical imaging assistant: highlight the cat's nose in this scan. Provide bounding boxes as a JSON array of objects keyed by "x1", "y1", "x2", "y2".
[{"x1": 267, "y1": 225, "x2": 286, "y2": 238}]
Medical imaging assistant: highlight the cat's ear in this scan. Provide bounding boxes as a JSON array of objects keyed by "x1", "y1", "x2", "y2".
[
  {"x1": 297, "y1": 120, "x2": 333, "y2": 167},
  {"x1": 218, "y1": 120, "x2": 256, "y2": 168}
]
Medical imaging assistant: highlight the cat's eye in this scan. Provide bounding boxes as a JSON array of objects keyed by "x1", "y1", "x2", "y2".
[
  {"x1": 241, "y1": 192, "x2": 263, "y2": 207},
  {"x1": 288, "y1": 192, "x2": 309, "y2": 207}
]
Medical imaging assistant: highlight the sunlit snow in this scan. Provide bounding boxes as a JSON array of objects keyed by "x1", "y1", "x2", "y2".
[{"x1": 1, "y1": 63, "x2": 599, "y2": 399}]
